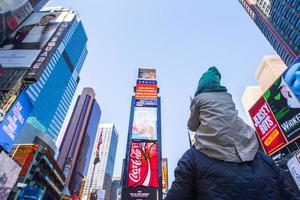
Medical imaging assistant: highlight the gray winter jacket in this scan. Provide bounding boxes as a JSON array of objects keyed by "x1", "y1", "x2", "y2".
[{"x1": 188, "y1": 92, "x2": 259, "y2": 162}]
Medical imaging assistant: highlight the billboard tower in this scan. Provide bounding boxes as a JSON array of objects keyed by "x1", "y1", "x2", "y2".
[{"x1": 121, "y1": 68, "x2": 163, "y2": 200}]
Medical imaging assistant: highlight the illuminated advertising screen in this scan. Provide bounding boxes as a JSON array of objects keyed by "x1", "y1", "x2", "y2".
[
  {"x1": 0, "y1": 90, "x2": 33, "y2": 152},
  {"x1": 0, "y1": 151, "x2": 22, "y2": 200},
  {"x1": 122, "y1": 187, "x2": 158, "y2": 200},
  {"x1": 162, "y1": 158, "x2": 168, "y2": 193},
  {"x1": 283, "y1": 57, "x2": 300, "y2": 101},
  {"x1": 11, "y1": 144, "x2": 39, "y2": 176},
  {"x1": 0, "y1": 11, "x2": 75, "y2": 81},
  {"x1": 264, "y1": 77, "x2": 300, "y2": 141},
  {"x1": 132, "y1": 107, "x2": 157, "y2": 140},
  {"x1": 249, "y1": 97, "x2": 287, "y2": 155},
  {"x1": 18, "y1": 185, "x2": 44, "y2": 200},
  {"x1": 128, "y1": 142, "x2": 159, "y2": 188},
  {"x1": 135, "y1": 80, "x2": 158, "y2": 107},
  {"x1": 0, "y1": 0, "x2": 33, "y2": 44},
  {"x1": 138, "y1": 68, "x2": 156, "y2": 80}
]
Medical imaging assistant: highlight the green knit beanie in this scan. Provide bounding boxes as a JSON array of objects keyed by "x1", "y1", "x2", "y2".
[{"x1": 195, "y1": 66, "x2": 227, "y2": 96}]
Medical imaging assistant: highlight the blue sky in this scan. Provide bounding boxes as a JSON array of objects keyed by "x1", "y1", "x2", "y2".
[{"x1": 46, "y1": 0, "x2": 276, "y2": 182}]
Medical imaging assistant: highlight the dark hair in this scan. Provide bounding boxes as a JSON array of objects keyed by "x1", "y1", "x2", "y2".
[{"x1": 41, "y1": 14, "x2": 56, "y2": 19}]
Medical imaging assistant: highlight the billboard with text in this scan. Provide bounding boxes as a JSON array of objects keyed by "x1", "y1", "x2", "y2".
[
  {"x1": 249, "y1": 97, "x2": 287, "y2": 155},
  {"x1": 264, "y1": 77, "x2": 300, "y2": 141},
  {"x1": 135, "y1": 80, "x2": 158, "y2": 107},
  {"x1": 0, "y1": 11, "x2": 75, "y2": 81},
  {"x1": 128, "y1": 142, "x2": 159, "y2": 188},
  {"x1": 0, "y1": 90, "x2": 33, "y2": 152}
]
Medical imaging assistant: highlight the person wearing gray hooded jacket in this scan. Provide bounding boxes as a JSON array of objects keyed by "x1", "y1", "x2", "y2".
[{"x1": 164, "y1": 66, "x2": 300, "y2": 200}]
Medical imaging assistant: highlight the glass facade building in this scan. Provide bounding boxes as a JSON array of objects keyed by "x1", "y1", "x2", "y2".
[
  {"x1": 14, "y1": 9, "x2": 88, "y2": 144},
  {"x1": 239, "y1": 0, "x2": 300, "y2": 65},
  {"x1": 57, "y1": 88, "x2": 101, "y2": 196},
  {"x1": 82, "y1": 123, "x2": 119, "y2": 200}
]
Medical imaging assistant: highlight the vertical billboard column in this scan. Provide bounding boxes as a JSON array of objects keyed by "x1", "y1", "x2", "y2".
[{"x1": 122, "y1": 68, "x2": 162, "y2": 200}]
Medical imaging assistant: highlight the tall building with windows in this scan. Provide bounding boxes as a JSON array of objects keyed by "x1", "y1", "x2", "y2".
[
  {"x1": 57, "y1": 88, "x2": 101, "y2": 196},
  {"x1": 82, "y1": 123, "x2": 119, "y2": 200},
  {"x1": 239, "y1": 0, "x2": 300, "y2": 65},
  {"x1": 11, "y1": 8, "x2": 88, "y2": 147}
]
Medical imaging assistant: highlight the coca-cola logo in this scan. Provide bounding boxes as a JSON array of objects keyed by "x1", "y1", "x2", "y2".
[{"x1": 129, "y1": 147, "x2": 142, "y2": 183}]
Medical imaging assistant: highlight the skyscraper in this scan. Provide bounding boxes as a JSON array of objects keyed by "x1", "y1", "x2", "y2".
[
  {"x1": 57, "y1": 88, "x2": 101, "y2": 196},
  {"x1": 8, "y1": 8, "x2": 88, "y2": 146},
  {"x1": 82, "y1": 123, "x2": 119, "y2": 200},
  {"x1": 122, "y1": 68, "x2": 163, "y2": 200},
  {"x1": 239, "y1": 0, "x2": 300, "y2": 65}
]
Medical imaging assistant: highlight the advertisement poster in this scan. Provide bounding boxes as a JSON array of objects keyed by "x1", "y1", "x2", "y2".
[
  {"x1": 132, "y1": 107, "x2": 157, "y2": 140},
  {"x1": 162, "y1": 158, "x2": 168, "y2": 193},
  {"x1": 135, "y1": 80, "x2": 158, "y2": 107},
  {"x1": 138, "y1": 68, "x2": 156, "y2": 80},
  {"x1": 0, "y1": 151, "x2": 22, "y2": 200},
  {"x1": 128, "y1": 142, "x2": 159, "y2": 188},
  {"x1": 264, "y1": 77, "x2": 300, "y2": 141},
  {"x1": 287, "y1": 152, "x2": 300, "y2": 190},
  {"x1": 249, "y1": 97, "x2": 287, "y2": 155},
  {"x1": 0, "y1": 11, "x2": 75, "y2": 81},
  {"x1": 283, "y1": 56, "x2": 300, "y2": 101},
  {"x1": 18, "y1": 185, "x2": 44, "y2": 200},
  {"x1": 11, "y1": 144, "x2": 39, "y2": 176},
  {"x1": 122, "y1": 187, "x2": 158, "y2": 200},
  {"x1": 0, "y1": 0, "x2": 33, "y2": 44},
  {"x1": 0, "y1": 90, "x2": 33, "y2": 152}
]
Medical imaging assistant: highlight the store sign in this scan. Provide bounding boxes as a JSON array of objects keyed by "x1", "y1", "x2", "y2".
[
  {"x1": 0, "y1": 152, "x2": 21, "y2": 200},
  {"x1": 287, "y1": 152, "x2": 300, "y2": 190},
  {"x1": 0, "y1": 90, "x2": 33, "y2": 152},
  {"x1": 132, "y1": 107, "x2": 157, "y2": 140},
  {"x1": 123, "y1": 187, "x2": 158, "y2": 200},
  {"x1": 249, "y1": 97, "x2": 287, "y2": 155},
  {"x1": 264, "y1": 77, "x2": 300, "y2": 141},
  {"x1": 128, "y1": 142, "x2": 159, "y2": 188}
]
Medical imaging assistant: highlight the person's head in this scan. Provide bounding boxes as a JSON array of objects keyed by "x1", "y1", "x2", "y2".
[
  {"x1": 195, "y1": 66, "x2": 227, "y2": 96},
  {"x1": 39, "y1": 14, "x2": 56, "y2": 25},
  {"x1": 278, "y1": 78, "x2": 300, "y2": 108}
]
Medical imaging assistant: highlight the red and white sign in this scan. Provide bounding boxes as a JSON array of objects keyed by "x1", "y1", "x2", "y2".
[
  {"x1": 128, "y1": 142, "x2": 159, "y2": 188},
  {"x1": 135, "y1": 83, "x2": 157, "y2": 101},
  {"x1": 249, "y1": 97, "x2": 287, "y2": 155}
]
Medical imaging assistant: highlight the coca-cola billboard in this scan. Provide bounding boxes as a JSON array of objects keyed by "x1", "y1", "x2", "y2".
[{"x1": 128, "y1": 142, "x2": 159, "y2": 188}]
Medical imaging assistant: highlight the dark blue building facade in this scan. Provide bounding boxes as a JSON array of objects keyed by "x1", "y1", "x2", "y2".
[{"x1": 240, "y1": 0, "x2": 300, "y2": 65}]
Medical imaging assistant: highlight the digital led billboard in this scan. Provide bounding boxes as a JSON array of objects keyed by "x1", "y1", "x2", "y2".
[
  {"x1": 283, "y1": 57, "x2": 300, "y2": 101},
  {"x1": 0, "y1": 151, "x2": 22, "y2": 200},
  {"x1": 11, "y1": 144, "x2": 39, "y2": 176},
  {"x1": 128, "y1": 142, "x2": 159, "y2": 188},
  {"x1": 0, "y1": 90, "x2": 33, "y2": 152},
  {"x1": 0, "y1": 11, "x2": 75, "y2": 81},
  {"x1": 132, "y1": 107, "x2": 157, "y2": 140},
  {"x1": 249, "y1": 97, "x2": 287, "y2": 155},
  {"x1": 138, "y1": 68, "x2": 156, "y2": 80},
  {"x1": 162, "y1": 158, "x2": 168, "y2": 193},
  {"x1": 264, "y1": 77, "x2": 300, "y2": 141},
  {"x1": 135, "y1": 80, "x2": 158, "y2": 107},
  {"x1": 122, "y1": 187, "x2": 158, "y2": 200}
]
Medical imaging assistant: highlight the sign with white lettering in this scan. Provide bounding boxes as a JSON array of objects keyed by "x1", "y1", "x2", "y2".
[
  {"x1": 287, "y1": 152, "x2": 300, "y2": 191},
  {"x1": 123, "y1": 187, "x2": 158, "y2": 200},
  {"x1": 0, "y1": 90, "x2": 33, "y2": 152},
  {"x1": 249, "y1": 97, "x2": 287, "y2": 155},
  {"x1": 264, "y1": 77, "x2": 300, "y2": 142}
]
